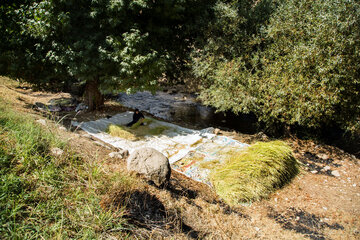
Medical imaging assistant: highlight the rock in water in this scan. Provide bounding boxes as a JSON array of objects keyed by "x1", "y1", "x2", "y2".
[{"x1": 127, "y1": 148, "x2": 171, "y2": 186}]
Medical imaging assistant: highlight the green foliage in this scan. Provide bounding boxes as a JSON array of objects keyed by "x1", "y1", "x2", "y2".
[
  {"x1": 1, "y1": 0, "x2": 216, "y2": 100},
  {"x1": 0, "y1": 101, "x2": 129, "y2": 239},
  {"x1": 210, "y1": 141, "x2": 299, "y2": 205},
  {"x1": 192, "y1": 0, "x2": 360, "y2": 133}
]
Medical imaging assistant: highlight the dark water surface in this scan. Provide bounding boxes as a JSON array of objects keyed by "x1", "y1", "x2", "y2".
[{"x1": 117, "y1": 91, "x2": 258, "y2": 134}]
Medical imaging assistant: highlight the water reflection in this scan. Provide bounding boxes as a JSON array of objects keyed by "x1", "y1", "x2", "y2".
[{"x1": 117, "y1": 91, "x2": 258, "y2": 134}]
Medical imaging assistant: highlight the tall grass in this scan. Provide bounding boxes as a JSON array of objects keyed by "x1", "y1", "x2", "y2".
[
  {"x1": 210, "y1": 141, "x2": 299, "y2": 205},
  {"x1": 0, "y1": 100, "x2": 130, "y2": 239}
]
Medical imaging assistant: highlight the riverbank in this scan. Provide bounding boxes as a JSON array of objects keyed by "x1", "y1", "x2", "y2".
[{"x1": 1, "y1": 76, "x2": 359, "y2": 239}]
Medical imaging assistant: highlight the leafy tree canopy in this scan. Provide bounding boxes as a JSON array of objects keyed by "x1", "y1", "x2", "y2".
[
  {"x1": 192, "y1": 0, "x2": 360, "y2": 133},
  {"x1": 1, "y1": 0, "x2": 215, "y2": 109}
]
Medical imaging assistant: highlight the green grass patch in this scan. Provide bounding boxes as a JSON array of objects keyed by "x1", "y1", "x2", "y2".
[
  {"x1": 0, "y1": 99, "x2": 131, "y2": 239},
  {"x1": 129, "y1": 118, "x2": 153, "y2": 129},
  {"x1": 107, "y1": 120, "x2": 170, "y2": 140},
  {"x1": 108, "y1": 124, "x2": 138, "y2": 140},
  {"x1": 210, "y1": 141, "x2": 299, "y2": 205}
]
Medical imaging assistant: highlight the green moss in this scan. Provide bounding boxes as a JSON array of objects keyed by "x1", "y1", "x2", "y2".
[
  {"x1": 210, "y1": 141, "x2": 299, "y2": 205},
  {"x1": 107, "y1": 124, "x2": 138, "y2": 140},
  {"x1": 107, "y1": 120, "x2": 170, "y2": 140},
  {"x1": 147, "y1": 125, "x2": 169, "y2": 135},
  {"x1": 129, "y1": 118, "x2": 153, "y2": 129}
]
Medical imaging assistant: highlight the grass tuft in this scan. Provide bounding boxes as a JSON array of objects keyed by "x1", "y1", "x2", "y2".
[{"x1": 210, "y1": 141, "x2": 299, "y2": 205}]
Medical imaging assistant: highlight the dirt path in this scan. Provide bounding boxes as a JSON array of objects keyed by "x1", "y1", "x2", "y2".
[{"x1": 1, "y1": 77, "x2": 359, "y2": 239}]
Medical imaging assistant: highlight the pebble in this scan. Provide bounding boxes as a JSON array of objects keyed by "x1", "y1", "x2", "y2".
[
  {"x1": 331, "y1": 170, "x2": 341, "y2": 177},
  {"x1": 322, "y1": 166, "x2": 331, "y2": 171},
  {"x1": 109, "y1": 150, "x2": 129, "y2": 159},
  {"x1": 353, "y1": 184, "x2": 357, "y2": 187},
  {"x1": 36, "y1": 119, "x2": 47, "y2": 126},
  {"x1": 311, "y1": 170, "x2": 318, "y2": 174},
  {"x1": 82, "y1": 134, "x2": 92, "y2": 139},
  {"x1": 323, "y1": 207, "x2": 328, "y2": 211},
  {"x1": 94, "y1": 141, "x2": 110, "y2": 149},
  {"x1": 59, "y1": 126, "x2": 67, "y2": 131},
  {"x1": 317, "y1": 153, "x2": 329, "y2": 160},
  {"x1": 254, "y1": 227, "x2": 260, "y2": 232},
  {"x1": 51, "y1": 147, "x2": 64, "y2": 156}
]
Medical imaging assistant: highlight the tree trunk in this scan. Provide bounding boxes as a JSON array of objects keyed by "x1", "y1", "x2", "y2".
[{"x1": 84, "y1": 77, "x2": 104, "y2": 111}]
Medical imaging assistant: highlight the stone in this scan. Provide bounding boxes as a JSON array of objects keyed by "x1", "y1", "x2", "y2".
[
  {"x1": 36, "y1": 119, "x2": 47, "y2": 126},
  {"x1": 331, "y1": 170, "x2": 341, "y2": 177},
  {"x1": 94, "y1": 141, "x2": 111, "y2": 149},
  {"x1": 317, "y1": 153, "x2": 329, "y2": 160},
  {"x1": 51, "y1": 147, "x2": 64, "y2": 156},
  {"x1": 127, "y1": 147, "x2": 171, "y2": 186},
  {"x1": 257, "y1": 132, "x2": 269, "y2": 141},
  {"x1": 311, "y1": 170, "x2": 318, "y2": 174},
  {"x1": 109, "y1": 149, "x2": 129, "y2": 159},
  {"x1": 75, "y1": 103, "x2": 88, "y2": 112},
  {"x1": 214, "y1": 128, "x2": 221, "y2": 135},
  {"x1": 82, "y1": 134, "x2": 93, "y2": 139},
  {"x1": 322, "y1": 166, "x2": 331, "y2": 171},
  {"x1": 59, "y1": 126, "x2": 67, "y2": 131}
]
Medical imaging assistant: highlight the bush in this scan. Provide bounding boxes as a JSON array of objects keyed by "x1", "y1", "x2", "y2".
[{"x1": 192, "y1": 0, "x2": 360, "y2": 133}]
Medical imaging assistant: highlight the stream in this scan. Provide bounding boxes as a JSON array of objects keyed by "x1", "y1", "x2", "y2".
[
  {"x1": 117, "y1": 91, "x2": 360, "y2": 157},
  {"x1": 117, "y1": 91, "x2": 258, "y2": 134}
]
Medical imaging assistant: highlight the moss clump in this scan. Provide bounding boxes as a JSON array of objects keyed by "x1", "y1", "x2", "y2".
[
  {"x1": 107, "y1": 124, "x2": 138, "y2": 140},
  {"x1": 147, "y1": 125, "x2": 169, "y2": 135},
  {"x1": 210, "y1": 141, "x2": 299, "y2": 205},
  {"x1": 107, "y1": 121, "x2": 170, "y2": 140},
  {"x1": 129, "y1": 118, "x2": 153, "y2": 130}
]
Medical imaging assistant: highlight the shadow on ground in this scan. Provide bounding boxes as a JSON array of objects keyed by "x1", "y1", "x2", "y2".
[
  {"x1": 102, "y1": 189, "x2": 201, "y2": 239},
  {"x1": 268, "y1": 207, "x2": 344, "y2": 240}
]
